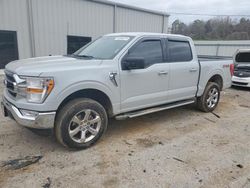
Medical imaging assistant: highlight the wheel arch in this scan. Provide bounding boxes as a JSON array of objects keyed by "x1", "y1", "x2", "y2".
[
  {"x1": 208, "y1": 74, "x2": 223, "y2": 90},
  {"x1": 197, "y1": 70, "x2": 225, "y2": 97},
  {"x1": 57, "y1": 88, "x2": 114, "y2": 118}
]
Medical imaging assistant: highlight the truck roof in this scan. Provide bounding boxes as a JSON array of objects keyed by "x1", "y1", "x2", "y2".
[{"x1": 105, "y1": 32, "x2": 191, "y2": 40}]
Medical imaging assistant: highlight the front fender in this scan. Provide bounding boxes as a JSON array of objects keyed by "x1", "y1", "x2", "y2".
[{"x1": 55, "y1": 81, "x2": 116, "y2": 109}]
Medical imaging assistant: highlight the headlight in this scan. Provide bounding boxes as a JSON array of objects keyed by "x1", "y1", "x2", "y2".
[
  {"x1": 15, "y1": 75, "x2": 54, "y2": 103},
  {"x1": 26, "y1": 77, "x2": 54, "y2": 103}
]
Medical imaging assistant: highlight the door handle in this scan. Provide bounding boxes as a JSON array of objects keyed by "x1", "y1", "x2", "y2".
[
  {"x1": 189, "y1": 68, "x2": 198, "y2": 73},
  {"x1": 158, "y1": 71, "x2": 168, "y2": 76}
]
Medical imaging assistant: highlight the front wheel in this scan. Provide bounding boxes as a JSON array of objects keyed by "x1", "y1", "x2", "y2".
[
  {"x1": 55, "y1": 98, "x2": 108, "y2": 149},
  {"x1": 197, "y1": 82, "x2": 221, "y2": 112}
]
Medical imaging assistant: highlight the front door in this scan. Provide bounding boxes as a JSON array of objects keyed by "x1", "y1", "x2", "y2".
[{"x1": 120, "y1": 38, "x2": 170, "y2": 112}]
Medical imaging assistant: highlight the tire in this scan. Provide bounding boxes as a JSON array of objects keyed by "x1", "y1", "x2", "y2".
[
  {"x1": 197, "y1": 82, "x2": 220, "y2": 112},
  {"x1": 55, "y1": 98, "x2": 108, "y2": 149}
]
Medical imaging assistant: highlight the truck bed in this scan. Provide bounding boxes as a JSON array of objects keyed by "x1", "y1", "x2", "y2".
[
  {"x1": 196, "y1": 55, "x2": 233, "y2": 97},
  {"x1": 198, "y1": 55, "x2": 232, "y2": 61}
]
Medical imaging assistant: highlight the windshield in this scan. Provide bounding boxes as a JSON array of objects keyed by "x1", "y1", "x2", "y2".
[{"x1": 74, "y1": 36, "x2": 134, "y2": 59}]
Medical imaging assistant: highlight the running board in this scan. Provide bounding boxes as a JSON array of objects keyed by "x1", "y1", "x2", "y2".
[{"x1": 115, "y1": 99, "x2": 195, "y2": 120}]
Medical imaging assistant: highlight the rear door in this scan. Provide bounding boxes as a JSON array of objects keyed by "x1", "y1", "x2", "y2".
[
  {"x1": 166, "y1": 39, "x2": 199, "y2": 102},
  {"x1": 119, "y1": 37, "x2": 170, "y2": 112}
]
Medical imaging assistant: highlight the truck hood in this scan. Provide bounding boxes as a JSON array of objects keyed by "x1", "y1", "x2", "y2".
[{"x1": 5, "y1": 56, "x2": 103, "y2": 76}]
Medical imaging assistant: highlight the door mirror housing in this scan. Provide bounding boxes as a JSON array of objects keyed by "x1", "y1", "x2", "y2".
[{"x1": 122, "y1": 57, "x2": 145, "y2": 70}]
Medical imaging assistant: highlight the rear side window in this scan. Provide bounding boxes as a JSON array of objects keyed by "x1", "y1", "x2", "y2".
[
  {"x1": 128, "y1": 40, "x2": 163, "y2": 67},
  {"x1": 168, "y1": 40, "x2": 192, "y2": 62}
]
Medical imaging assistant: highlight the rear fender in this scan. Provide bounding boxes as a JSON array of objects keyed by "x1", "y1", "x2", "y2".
[{"x1": 197, "y1": 69, "x2": 224, "y2": 96}]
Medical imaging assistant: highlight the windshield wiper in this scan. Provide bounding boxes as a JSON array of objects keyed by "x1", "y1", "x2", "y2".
[
  {"x1": 74, "y1": 54, "x2": 95, "y2": 59},
  {"x1": 65, "y1": 54, "x2": 101, "y2": 60}
]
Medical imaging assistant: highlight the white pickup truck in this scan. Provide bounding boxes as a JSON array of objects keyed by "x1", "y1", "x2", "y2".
[{"x1": 1, "y1": 33, "x2": 233, "y2": 149}]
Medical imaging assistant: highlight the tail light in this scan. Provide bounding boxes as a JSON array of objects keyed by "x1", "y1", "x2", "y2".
[{"x1": 230, "y1": 64, "x2": 234, "y2": 76}]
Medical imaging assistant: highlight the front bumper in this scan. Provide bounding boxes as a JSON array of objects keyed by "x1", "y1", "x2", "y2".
[
  {"x1": 1, "y1": 97, "x2": 56, "y2": 129},
  {"x1": 232, "y1": 76, "x2": 250, "y2": 88}
]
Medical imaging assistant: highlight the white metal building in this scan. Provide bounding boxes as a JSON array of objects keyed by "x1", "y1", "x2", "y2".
[
  {"x1": 0, "y1": 0, "x2": 169, "y2": 69},
  {"x1": 195, "y1": 40, "x2": 250, "y2": 57}
]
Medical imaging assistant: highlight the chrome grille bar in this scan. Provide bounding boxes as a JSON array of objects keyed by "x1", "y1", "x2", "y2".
[{"x1": 4, "y1": 71, "x2": 17, "y2": 98}]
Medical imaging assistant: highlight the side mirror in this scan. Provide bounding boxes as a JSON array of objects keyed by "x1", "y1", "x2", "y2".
[{"x1": 122, "y1": 57, "x2": 145, "y2": 70}]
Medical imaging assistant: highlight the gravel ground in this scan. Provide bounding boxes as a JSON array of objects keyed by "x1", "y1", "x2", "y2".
[{"x1": 0, "y1": 75, "x2": 250, "y2": 188}]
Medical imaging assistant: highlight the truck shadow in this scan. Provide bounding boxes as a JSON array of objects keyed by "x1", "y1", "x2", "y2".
[
  {"x1": 231, "y1": 85, "x2": 250, "y2": 92},
  {"x1": 3, "y1": 103, "x2": 208, "y2": 153},
  {"x1": 105, "y1": 104, "x2": 199, "y2": 138}
]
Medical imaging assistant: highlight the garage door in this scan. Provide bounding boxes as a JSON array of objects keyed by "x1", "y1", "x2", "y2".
[
  {"x1": 67, "y1": 35, "x2": 91, "y2": 55},
  {"x1": 0, "y1": 30, "x2": 19, "y2": 69}
]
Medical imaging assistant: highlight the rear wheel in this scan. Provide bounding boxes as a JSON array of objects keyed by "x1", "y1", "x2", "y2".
[
  {"x1": 197, "y1": 82, "x2": 220, "y2": 112},
  {"x1": 55, "y1": 98, "x2": 108, "y2": 149}
]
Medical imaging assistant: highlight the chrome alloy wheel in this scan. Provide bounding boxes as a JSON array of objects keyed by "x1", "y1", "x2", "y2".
[
  {"x1": 68, "y1": 109, "x2": 101, "y2": 143},
  {"x1": 206, "y1": 87, "x2": 219, "y2": 109}
]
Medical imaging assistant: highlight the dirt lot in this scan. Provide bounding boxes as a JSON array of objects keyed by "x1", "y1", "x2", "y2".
[{"x1": 0, "y1": 75, "x2": 250, "y2": 188}]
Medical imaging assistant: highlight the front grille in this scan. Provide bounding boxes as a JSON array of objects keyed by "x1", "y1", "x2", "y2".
[
  {"x1": 4, "y1": 71, "x2": 17, "y2": 98},
  {"x1": 232, "y1": 81, "x2": 249, "y2": 86},
  {"x1": 5, "y1": 73, "x2": 15, "y2": 82}
]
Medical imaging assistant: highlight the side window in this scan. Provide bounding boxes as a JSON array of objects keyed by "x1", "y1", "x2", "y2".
[
  {"x1": 168, "y1": 40, "x2": 193, "y2": 62},
  {"x1": 128, "y1": 40, "x2": 163, "y2": 67}
]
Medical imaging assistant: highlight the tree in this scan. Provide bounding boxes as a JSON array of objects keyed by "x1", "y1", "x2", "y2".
[
  {"x1": 189, "y1": 20, "x2": 206, "y2": 40},
  {"x1": 171, "y1": 20, "x2": 188, "y2": 35},
  {"x1": 171, "y1": 17, "x2": 250, "y2": 40}
]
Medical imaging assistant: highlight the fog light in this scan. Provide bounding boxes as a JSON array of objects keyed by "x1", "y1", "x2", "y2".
[{"x1": 20, "y1": 109, "x2": 39, "y2": 119}]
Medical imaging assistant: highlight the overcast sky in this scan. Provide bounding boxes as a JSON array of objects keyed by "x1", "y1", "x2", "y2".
[{"x1": 111, "y1": 0, "x2": 250, "y2": 24}]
